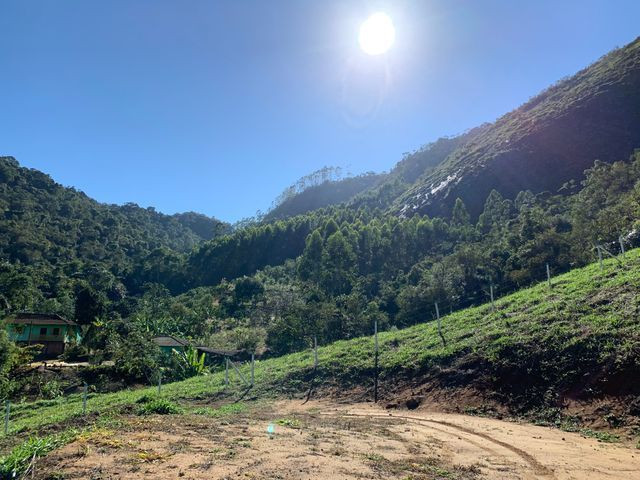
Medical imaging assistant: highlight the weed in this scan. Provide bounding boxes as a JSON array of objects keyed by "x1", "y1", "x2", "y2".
[
  {"x1": 275, "y1": 418, "x2": 301, "y2": 429},
  {"x1": 580, "y1": 428, "x2": 620, "y2": 443},
  {"x1": 137, "y1": 398, "x2": 182, "y2": 416},
  {"x1": 0, "y1": 431, "x2": 76, "y2": 479}
]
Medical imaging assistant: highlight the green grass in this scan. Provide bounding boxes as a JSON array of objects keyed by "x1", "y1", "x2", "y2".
[
  {"x1": 190, "y1": 402, "x2": 247, "y2": 417},
  {"x1": 0, "y1": 430, "x2": 77, "y2": 478},
  {"x1": 2, "y1": 248, "x2": 639, "y2": 454}
]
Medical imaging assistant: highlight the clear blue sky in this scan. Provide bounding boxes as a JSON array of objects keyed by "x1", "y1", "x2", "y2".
[{"x1": 1, "y1": 1, "x2": 639, "y2": 222}]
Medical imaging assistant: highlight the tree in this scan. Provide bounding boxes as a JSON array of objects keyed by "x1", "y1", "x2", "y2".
[
  {"x1": 321, "y1": 231, "x2": 357, "y2": 296},
  {"x1": 74, "y1": 282, "x2": 108, "y2": 325},
  {"x1": 451, "y1": 198, "x2": 471, "y2": 227},
  {"x1": 297, "y1": 230, "x2": 324, "y2": 282},
  {"x1": 234, "y1": 277, "x2": 264, "y2": 303},
  {"x1": 477, "y1": 190, "x2": 513, "y2": 233}
]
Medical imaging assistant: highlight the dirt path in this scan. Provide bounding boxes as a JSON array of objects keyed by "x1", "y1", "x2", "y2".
[
  {"x1": 326, "y1": 403, "x2": 640, "y2": 479},
  {"x1": 35, "y1": 400, "x2": 640, "y2": 479}
]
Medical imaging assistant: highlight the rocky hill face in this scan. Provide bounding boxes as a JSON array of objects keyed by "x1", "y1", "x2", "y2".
[{"x1": 391, "y1": 37, "x2": 640, "y2": 219}]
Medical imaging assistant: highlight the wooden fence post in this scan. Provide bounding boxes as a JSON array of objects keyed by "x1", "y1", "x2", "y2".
[
  {"x1": 250, "y1": 353, "x2": 255, "y2": 387},
  {"x1": 4, "y1": 400, "x2": 9, "y2": 435},
  {"x1": 597, "y1": 245, "x2": 604, "y2": 270},
  {"x1": 435, "y1": 302, "x2": 446, "y2": 346},
  {"x1": 83, "y1": 382, "x2": 88, "y2": 415},
  {"x1": 225, "y1": 357, "x2": 229, "y2": 387},
  {"x1": 373, "y1": 320, "x2": 379, "y2": 403},
  {"x1": 490, "y1": 285, "x2": 495, "y2": 311},
  {"x1": 546, "y1": 263, "x2": 551, "y2": 289},
  {"x1": 313, "y1": 336, "x2": 318, "y2": 370}
]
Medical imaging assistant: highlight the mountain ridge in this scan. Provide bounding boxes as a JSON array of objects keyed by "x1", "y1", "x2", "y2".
[{"x1": 391, "y1": 37, "x2": 640, "y2": 219}]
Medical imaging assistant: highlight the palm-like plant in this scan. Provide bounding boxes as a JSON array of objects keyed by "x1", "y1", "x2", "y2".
[{"x1": 171, "y1": 346, "x2": 207, "y2": 379}]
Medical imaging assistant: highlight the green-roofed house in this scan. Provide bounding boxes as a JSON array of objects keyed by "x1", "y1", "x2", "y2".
[{"x1": 4, "y1": 312, "x2": 82, "y2": 357}]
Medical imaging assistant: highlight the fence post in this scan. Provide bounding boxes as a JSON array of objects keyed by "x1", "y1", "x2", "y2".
[
  {"x1": 313, "y1": 336, "x2": 318, "y2": 370},
  {"x1": 225, "y1": 357, "x2": 229, "y2": 387},
  {"x1": 546, "y1": 263, "x2": 552, "y2": 289},
  {"x1": 490, "y1": 285, "x2": 495, "y2": 311},
  {"x1": 157, "y1": 372, "x2": 162, "y2": 394},
  {"x1": 619, "y1": 236, "x2": 626, "y2": 257},
  {"x1": 435, "y1": 302, "x2": 446, "y2": 346},
  {"x1": 250, "y1": 353, "x2": 255, "y2": 387},
  {"x1": 83, "y1": 382, "x2": 88, "y2": 415},
  {"x1": 373, "y1": 320, "x2": 378, "y2": 404},
  {"x1": 3, "y1": 400, "x2": 8, "y2": 435},
  {"x1": 597, "y1": 245, "x2": 604, "y2": 270}
]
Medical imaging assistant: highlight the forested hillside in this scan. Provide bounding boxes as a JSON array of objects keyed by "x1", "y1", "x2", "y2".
[
  {"x1": 0, "y1": 156, "x2": 230, "y2": 315},
  {"x1": 1, "y1": 39, "x2": 640, "y2": 394},
  {"x1": 264, "y1": 167, "x2": 384, "y2": 221},
  {"x1": 150, "y1": 153, "x2": 638, "y2": 358}
]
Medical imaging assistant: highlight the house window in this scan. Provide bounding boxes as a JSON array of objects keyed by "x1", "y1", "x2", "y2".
[
  {"x1": 40, "y1": 327, "x2": 47, "y2": 335},
  {"x1": 53, "y1": 328, "x2": 60, "y2": 336}
]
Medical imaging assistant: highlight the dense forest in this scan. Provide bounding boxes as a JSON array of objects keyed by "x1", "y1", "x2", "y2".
[
  {"x1": 2, "y1": 151, "x2": 639, "y2": 378},
  {"x1": 0, "y1": 155, "x2": 230, "y2": 313}
]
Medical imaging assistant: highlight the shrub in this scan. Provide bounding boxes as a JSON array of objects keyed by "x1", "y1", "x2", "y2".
[{"x1": 137, "y1": 397, "x2": 182, "y2": 415}]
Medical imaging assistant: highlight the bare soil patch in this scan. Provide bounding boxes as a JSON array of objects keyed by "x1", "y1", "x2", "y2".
[{"x1": 33, "y1": 400, "x2": 640, "y2": 480}]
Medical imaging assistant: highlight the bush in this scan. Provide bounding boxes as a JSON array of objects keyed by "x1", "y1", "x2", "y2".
[
  {"x1": 136, "y1": 397, "x2": 182, "y2": 415},
  {"x1": 111, "y1": 329, "x2": 161, "y2": 382},
  {"x1": 61, "y1": 340, "x2": 88, "y2": 362}
]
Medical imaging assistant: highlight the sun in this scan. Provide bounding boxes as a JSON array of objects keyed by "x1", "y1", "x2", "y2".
[{"x1": 358, "y1": 12, "x2": 395, "y2": 55}]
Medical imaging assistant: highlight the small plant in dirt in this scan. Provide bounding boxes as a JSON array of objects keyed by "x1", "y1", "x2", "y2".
[
  {"x1": 135, "y1": 393, "x2": 159, "y2": 404},
  {"x1": 40, "y1": 379, "x2": 65, "y2": 400},
  {"x1": 0, "y1": 431, "x2": 76, "y2": 479},
  {"x1": 275, "y1": 418, "x2": 301, "y2": 429},
  {"x1": 137, "y1": 397, "x2": 182, "y2": 415},
  {"x1": 580, "y1": 428, "x2": 620, "y2": 443}
]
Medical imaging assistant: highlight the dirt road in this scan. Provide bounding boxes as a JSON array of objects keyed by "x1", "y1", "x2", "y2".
[
  {"x1": 331, "y1": 403, "x2": 640, "y2": 479},
  {"x1": 36, "y1": 400, "x2": 640, "y2": 479}
]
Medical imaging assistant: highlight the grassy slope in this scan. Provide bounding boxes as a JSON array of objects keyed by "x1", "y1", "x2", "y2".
[{"x1": 4, "y1": 248, "x2": 640, "y2": 444}]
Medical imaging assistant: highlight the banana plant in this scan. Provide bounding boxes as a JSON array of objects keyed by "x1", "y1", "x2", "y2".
[{"x1": 171, "y1": 346, "x2": 207, "y2": 379}]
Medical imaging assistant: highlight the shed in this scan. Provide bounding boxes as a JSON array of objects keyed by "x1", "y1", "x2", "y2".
[{"x1": 151, "y1": 335, "x2": 190, "y2": 354}]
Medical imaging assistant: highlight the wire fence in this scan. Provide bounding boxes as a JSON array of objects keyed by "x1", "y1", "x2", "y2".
[{"x1": 2, "y1": 231, "x2": 638, "y2": 437}]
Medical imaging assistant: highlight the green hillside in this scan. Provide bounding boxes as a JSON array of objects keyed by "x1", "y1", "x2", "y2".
[
  {"x1": 3, "y1": 248, "x2": 639, "y2": 458},
  {"x1": 0, "y1": 156, "x2": 230, "y2": 315},
  {"x1": 264, "y1": 171, "x2": 385, "y2": 221}
]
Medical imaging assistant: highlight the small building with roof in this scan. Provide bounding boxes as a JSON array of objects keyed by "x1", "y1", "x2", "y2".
[
  {"x1": 4, "y1": 312, "x2": 82, "y2": 356},
  {"x1": 151, "y1": 335, "x2": 245, "y2": 364},
  {"x1": 151, "y1": 335, "x2": 190, "y2": 354}
]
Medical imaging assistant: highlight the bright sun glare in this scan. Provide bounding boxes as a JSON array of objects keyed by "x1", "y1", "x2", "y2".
[{"x1": 358, "y1": 12, "x2": 395, "y2": 55}]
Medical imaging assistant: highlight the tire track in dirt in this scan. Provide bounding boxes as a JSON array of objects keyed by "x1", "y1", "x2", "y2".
[{"x1": 332, "y1": 411, "x2": 556, "y2": 478}]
